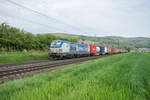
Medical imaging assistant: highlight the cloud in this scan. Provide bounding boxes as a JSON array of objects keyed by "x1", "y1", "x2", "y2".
[{"x1": 0, "y1": 0, "x2": 150, "y2": 37}]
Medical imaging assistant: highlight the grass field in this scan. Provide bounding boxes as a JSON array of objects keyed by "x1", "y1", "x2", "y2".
[
  {"x1": 0, "y1": 52, "x2": 52, "y2": 64},
  {"x1": 0, "y1": 53, "x2": 150, "y2": 100}
]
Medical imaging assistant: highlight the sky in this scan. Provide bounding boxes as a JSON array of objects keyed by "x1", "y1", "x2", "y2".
[{"x1": 0, "y1": 0, "x2": 150, "y2": 37}]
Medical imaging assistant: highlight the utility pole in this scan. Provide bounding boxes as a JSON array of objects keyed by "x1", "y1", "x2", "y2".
[
  {"x1": 94, "y1": 33, "x2": 96, "y2": 45},
  {"x1": 118, "y1": 39, "x2": 120, "y2": 51}
]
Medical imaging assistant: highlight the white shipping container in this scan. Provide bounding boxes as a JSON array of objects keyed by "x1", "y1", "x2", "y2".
[{"x1": 96, "y1": 47, "x2": 100, "y2": 52}]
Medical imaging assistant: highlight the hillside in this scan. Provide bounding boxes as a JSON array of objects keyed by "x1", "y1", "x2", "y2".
[
  {"x1": 50, "y1": 33, "x2": 150, "y2": 49},
  {"x1": 1, "y1": 23, "x2": 149, "y2": 51}
]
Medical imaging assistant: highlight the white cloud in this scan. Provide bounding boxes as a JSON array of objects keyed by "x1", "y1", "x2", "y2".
[{"x1": 0, "y1": 0, "x2": 150, "y2": 37}]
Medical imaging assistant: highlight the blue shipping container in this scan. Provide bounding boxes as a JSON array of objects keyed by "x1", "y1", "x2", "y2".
[{"x1": 100, "y1": 46, "x2": 105, "y2": 53}]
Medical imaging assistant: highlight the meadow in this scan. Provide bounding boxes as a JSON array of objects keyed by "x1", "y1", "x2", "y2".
[
  {"x1": 0, "y1": 51, "x2": 51, "y2": 64},
  {"x1": 0, "y1": 53, "x2": 150, "y2": 100}
]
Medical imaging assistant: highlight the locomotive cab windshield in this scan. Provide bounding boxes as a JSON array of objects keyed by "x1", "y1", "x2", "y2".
[{"x1": 50, "y1": 40, "x2": 62, "y2": 48}]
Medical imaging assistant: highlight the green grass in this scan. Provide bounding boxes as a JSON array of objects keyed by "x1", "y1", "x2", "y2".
[
  {"x1": 0, "y1": 53, "x2": 150, "y2": 100},
  {"x1": 0, "y1": 52, "x2": 52, "y2": 64}
]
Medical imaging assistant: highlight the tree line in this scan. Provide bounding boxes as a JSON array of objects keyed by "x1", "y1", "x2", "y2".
[{"x1": 0, "y1": 23, "x2": 77, "y2": 52}]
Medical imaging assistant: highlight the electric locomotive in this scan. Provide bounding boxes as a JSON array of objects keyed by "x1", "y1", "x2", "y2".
[{"x1": 49, "y1": 40, "x2": 70, "y2": 59}]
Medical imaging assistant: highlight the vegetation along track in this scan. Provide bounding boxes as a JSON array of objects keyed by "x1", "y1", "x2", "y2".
[{"x1": 0, "y1": 54, "x2": 114, "y2": 84}]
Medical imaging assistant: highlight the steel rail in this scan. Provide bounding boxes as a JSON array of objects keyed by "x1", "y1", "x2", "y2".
[{"x1": 0, "y1": 56, "x2": 106, "y2": 77}]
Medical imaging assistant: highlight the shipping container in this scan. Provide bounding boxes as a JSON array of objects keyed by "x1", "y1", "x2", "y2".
[
  {"x1": 95, "y1": 46, "x2": 101, "y2": 55},
  {"x1": 96, "y1": 47, "x2": 100, "y2": 52},
  {"x1": 90, "y1": 45, "x2": 97, "y2": 54},
  {"x1": 111, "y1": 48, "x2": 118, "y2": 54},
  {"x1": 111, "y1": 48, "x2": 115, "y2": 54},
  {"x1": 116, "y1": 48, "x2": 119, "y2": 53},
  {"x1": 119, "y1": 49, "x2": 125, "y2": 53},
  {"x1": 100, "y1": 46, "x2": 107, "y2": 54},
  {"x1": 107, "y1": 47, "x2": 112, "y2": 54}
]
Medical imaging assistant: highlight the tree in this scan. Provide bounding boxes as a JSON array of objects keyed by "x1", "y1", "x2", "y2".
[
  {"x1": 0, "y1": 23, "x2": 79, "y2": 52},
  {"x1": 125, "y1": 46, "x2": 132, "y2": 52}
]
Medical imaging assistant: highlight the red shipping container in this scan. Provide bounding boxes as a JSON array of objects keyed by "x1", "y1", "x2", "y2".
[
  {"x1": 90, "y1": 45, "x2": 96, "y2": 54},
  {"x1": 107, "y1": 48, "x2": 112, "y2": 54},
  {"x1": 111, "y1": 48, "x2": 115, "y2": 54},
  {"x1": 111, "y1": 48, "x2": 118, "y2": 53}
]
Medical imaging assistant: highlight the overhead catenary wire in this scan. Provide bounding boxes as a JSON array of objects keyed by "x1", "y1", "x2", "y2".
[
  {"x1": 0, "y1": 12, "x2": 68, "y2": 32},
  {"x1": 0, "y1": 15, "x2": 67, "y2": 32},
  {"x1": 5, "y1": 0, "x2": 84, "y2": 33},
  {"x1": 4, "y1": 0, "x2": 67, "y2": 32}
]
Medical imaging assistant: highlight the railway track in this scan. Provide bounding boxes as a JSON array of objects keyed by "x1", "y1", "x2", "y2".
[{"x1": 0, "y1": 55, "x2": 113, "y2": 84}]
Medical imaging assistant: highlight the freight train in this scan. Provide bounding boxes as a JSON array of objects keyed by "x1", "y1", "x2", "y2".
[{"x1": 49, "y1": 40, "x2": 127, "y2": 59}]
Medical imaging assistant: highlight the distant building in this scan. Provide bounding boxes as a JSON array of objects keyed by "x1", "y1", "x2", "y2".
[
  {"x1": 136, "y1": 48, "x2": 150, "y2": 52},
  {"x1": 131, "y1": 49, "x2": 137, "y2": 52}
]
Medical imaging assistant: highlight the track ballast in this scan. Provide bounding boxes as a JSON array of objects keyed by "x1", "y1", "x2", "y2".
[{"x1": 0, "y1": 54, "x2": 114, "y2": 84}]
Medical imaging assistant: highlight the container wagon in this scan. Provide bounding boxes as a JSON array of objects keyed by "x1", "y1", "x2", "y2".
[
  {"x1": 90, "y1": 45, "x2": 97, "y2": 55},
  {"x1": 107, "y1": 47, "x2": 112, "y2": 54},
  {"x1": 100, "y1": 46, "x2": 107, "y2": 54},
  {"x1": 96, "y1": 46, "x2": 100, "y2": 55},
  {"x1": 111, "y1": 48, "x2": 118, "y2": 54}
]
